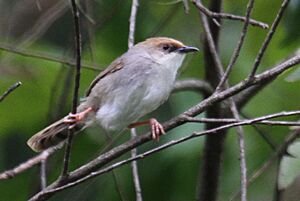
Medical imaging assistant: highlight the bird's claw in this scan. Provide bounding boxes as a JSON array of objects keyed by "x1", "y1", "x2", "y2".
[
  {"x1": 150, "y1": 118, "x2": 165, "y2": 141},
  {"x1": 63, "y1": 107, "x2": 93, "y2": 128}
]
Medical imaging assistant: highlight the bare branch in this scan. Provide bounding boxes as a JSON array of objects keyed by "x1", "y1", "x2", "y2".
[
  {"x1": 128, "y1": 1, "x2": 143, "y2": 200},
  {"x1": 173, "y1": 79, "x2": 213, "y2": 95},
  {"x1": 192, "y1": 0, "x2": 268, "y2": 29},
  {"x1": 230, "y1": 103, "x2": 247, "y2": 201},
  {"x1": 197, "y1": 1, "x2": 225, "y2": 199},
  {"x1": 216, "y1": 0, "x2": 255, "y2": 90},
  {"x1": 240, "y1": 112, "x2": 277, "y2": 151},
  {"x1": 199, "y1": 5, "x2": 224, "y2": 79},
  {"x1": 182, "y1": 0, "x2": 190, "y2": 14},
  {"x1": 0, "y1": 56, "x2": 300, "y2": 180},
  {"x1": 130, "y1": 128, "x2": 143, "y2": 201},
  {"x1": 0, "y1": 148, "x2": 57, "y2": 180},
  {"x1": 218, "y1": 1, "x2": 257, "y2": 199},
  {"x1": 128, "y1": 0, "x2": 139, "y2": 48},
  {"x1": 27, "y1": 54, "x2": 300, "y2": 201},
  {"x1": 186, "y1": 116, "x2": 300, "y2": 126},
  {"x1": 0, "y1": 81, "x2": 22, "y2": 102},
  {"x1": 249, "y1": 0, "x2": 291, "y2": 77},
  {"x1": 61, "y1": 0, "x2": 82, "y2": 177},
  {"x1": 182, "y1": 55, "x2": 300, "y2": 118},
  {"x1": 199, "y1": 1, "x2": 249, "y2": 199},
  {"x1": 29, "y1": 110, "x2": 300, "y2": 198}
]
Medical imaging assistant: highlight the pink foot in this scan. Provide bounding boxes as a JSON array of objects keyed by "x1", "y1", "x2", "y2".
[
  {"x1": 63, "y1": 107, "x2": 93, "y2": 128},
  {"x1": 149, "y1": 118, "x2": 165, "y2": 141},
  {"x1": 128, "y1": 118, "x2": 166, "y2": 141}
]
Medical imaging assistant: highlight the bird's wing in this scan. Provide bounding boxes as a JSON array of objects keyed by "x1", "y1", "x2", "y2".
[{"x1": 85, "y1": 57, "x2": 124, "y2": 96}]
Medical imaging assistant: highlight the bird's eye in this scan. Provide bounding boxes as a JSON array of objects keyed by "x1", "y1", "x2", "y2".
[{"x1": 162, "y1": 44, "x2": 170, "y2": 51}]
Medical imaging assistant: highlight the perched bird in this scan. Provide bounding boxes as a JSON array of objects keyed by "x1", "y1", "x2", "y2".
[{"x1": 27, "y1": 37, "x2": 198, "y2": 152}]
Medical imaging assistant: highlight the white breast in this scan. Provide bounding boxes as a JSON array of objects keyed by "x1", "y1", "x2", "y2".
[{"x1": 94, "y1": 52, "x2": 185, "y2": 132}]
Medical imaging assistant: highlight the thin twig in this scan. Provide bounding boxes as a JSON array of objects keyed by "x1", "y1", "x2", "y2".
[
  {"x1": 25, "y1": 54, "x2": 300, "y2": 200},
  {"x1": 192, "y1": 0, "x2": 268, "y2": 29},
  {"x1": 230, "y1": 102, "x2": 247, "y2": 201},
  {"x1": 0, "y1": 148, "x2": 57, "y2": 180},
  {"x1": 31, "y1": 111, "x2": 300, "y2": 196},
  {"x1": 61, "y1": 0, "x2": 82, "y2": 177},
  {"x1": 185, "y1": 117, "x2": 300, "y2": 126},
  {"x1": 199, "y1": 6, "x2": 224, "y2": 78},
  {"x1": 199, "y1": 3, "x2": 248, "y2": 199},
  {"x1": 249, "y1": 0, "x2": 291, "y2": 77},
  {"x1": 197, "y1": 1, "x2": 224, "y2": 200},
  {"x1": 241, "y1": 112, "x2": 277, "y2": 151},
  {"x1": 0, "y1": 43, "x2": 101, "y2": 71},
  {"x1": 128, "y1": 1, "x2": 142, "y2": 200},
  {"x1": 76, "y1": 1, "x2": 96, "y2": 25},
  {"x1": 13, "y1": 0, "x2": 67, "y2": 48},
  {"x1": 130, "y1": 128, "x2": 143, "y2": 201},
  {"x1": 182, "y1": 0, "x2": 189, "y2": 14},
  {"x1": 128, "y1": 0, "x2": 139, "y2": 48},
  {"x1": 173, "y1": 79, "x2": 213, "y2": 95},
  {"x1": 2, "y1": 118, "x2": 298, "y2": 181},
  {"x1": 40, "y1": 159, "x2": 47, "y2": 189},
  {"x1": 217, "y1": 0, "x2": 257, "y2": 199},
  {"x1": 0, "y1": 81, "x2": 22, "y2": 102},
  {"x1": 216, "y1": 0, "x2": 255, "y2": 90}
]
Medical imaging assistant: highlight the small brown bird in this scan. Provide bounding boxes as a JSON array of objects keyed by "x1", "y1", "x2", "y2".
[{"x1": 27, "y1": 37, "x2": 198, "y2": 152}]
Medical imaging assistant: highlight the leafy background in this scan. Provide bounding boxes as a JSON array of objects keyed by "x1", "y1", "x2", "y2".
[{"x1": 0, "y1": 0, "x2": 300, "y2": 200}]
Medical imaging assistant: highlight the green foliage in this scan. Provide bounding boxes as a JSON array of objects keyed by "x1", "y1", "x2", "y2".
[{"x1": 0, "y1": 1, "x2": 300, "y2": 201}]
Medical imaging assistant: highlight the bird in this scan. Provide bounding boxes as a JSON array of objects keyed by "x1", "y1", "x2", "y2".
[{"x1": 27, "y1": 37, "x2": 199, "y2": 152}]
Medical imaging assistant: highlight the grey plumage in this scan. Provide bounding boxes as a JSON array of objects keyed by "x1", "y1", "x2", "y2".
[{"x1": 27, "y1": 37, "x2": 197, "y2": 152}]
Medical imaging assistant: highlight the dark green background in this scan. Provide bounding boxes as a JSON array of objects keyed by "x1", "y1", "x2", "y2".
[{"x1": 0, "y1": 0, "x2": 300, "y2": 200}]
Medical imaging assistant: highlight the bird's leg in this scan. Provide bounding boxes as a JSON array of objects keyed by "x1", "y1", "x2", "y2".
[
  {"x1": 63, "y1": 107, "x2": 93, "y2": 127},
  {"x1": 128, "y1": 118, "x2": 166, "y2": 141}
]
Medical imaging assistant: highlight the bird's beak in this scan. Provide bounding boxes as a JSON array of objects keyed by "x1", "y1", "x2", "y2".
[{"x1": 177, "y1": 46, "x2": 199, "y2": 53}]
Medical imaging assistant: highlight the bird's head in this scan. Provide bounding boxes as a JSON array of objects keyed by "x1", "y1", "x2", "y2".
[{"x1": 133, "y1": 37, "x2": 199, "y2": 69}]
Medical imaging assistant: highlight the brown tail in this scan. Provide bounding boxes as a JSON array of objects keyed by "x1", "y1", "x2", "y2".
[{"x1": 27, "y1": 117, "x2": 71, "y2": 152}]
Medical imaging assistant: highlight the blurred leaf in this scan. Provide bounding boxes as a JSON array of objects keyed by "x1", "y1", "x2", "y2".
[
  {"x1": 285, "y1": 66, "x2": 300, "y2": 82},
  {"x1": 279, "y1": 141, "x2": 300, "y2": 190}
]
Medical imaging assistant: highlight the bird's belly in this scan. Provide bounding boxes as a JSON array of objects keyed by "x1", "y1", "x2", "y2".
[{"x1": 95, "y1": 74, "x2": 174, "y2": 132}]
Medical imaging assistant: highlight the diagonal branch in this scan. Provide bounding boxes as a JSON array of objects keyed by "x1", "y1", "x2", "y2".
[
  {"x1": 28, "y1": 48, "x2": 300, "y2": 201},
  {"x1": 249, "y1": 0, "x2": 291, "y2": 77},
  {"x1": 192, "y1": 0, "x2": 268, "y2": 29},
  {"x1": 28, "y1": 110, "x2": 300, "y2": 197},
  {"x1": 216, "y1": 0, "x2": 255, "y2": 90},
  {"x1": 198, "y1": 1, "x2": 250, "y2": 199},
  {"x1": 217, "y1": 1, "x2": 256, "y2": 199},
  {"x1": 0, "y1": 147, "x2": 59, "y2": 180},
  {"x1": 0, "y1": 81, "x2": 22, "y2": 102}
]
